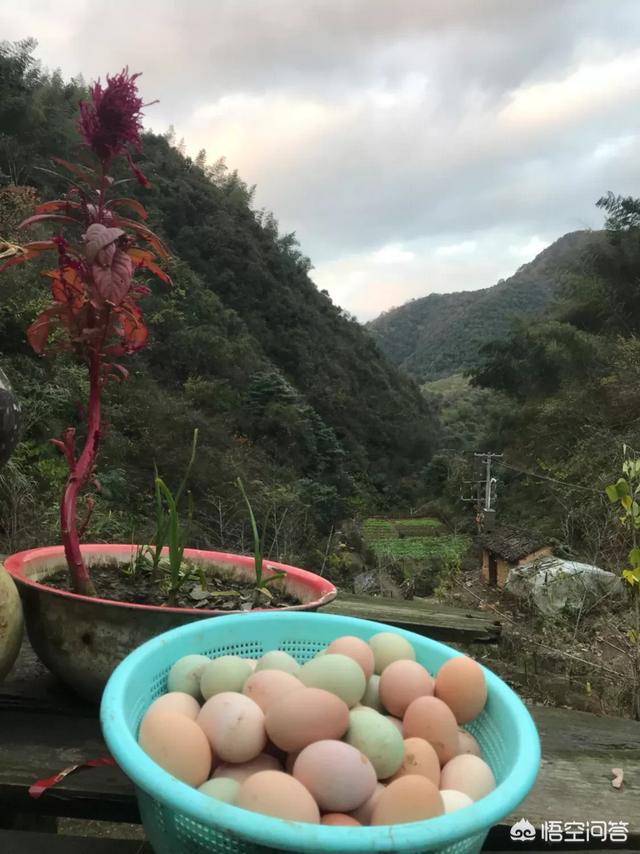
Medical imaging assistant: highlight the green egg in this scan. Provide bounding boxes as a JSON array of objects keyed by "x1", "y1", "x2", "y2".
[
  {"x1": 198, "y1": 777, "x2": 240, "y2": 803},
  {"x1": 361, "y1": 674, "x2": 386, "y2": 713},
  {"x1": 298, "y1": 653, "x2": 366, "y2": 707},
  {"x1": 368, "y1": 632, "x2": 416, "y2": 674},
  {"x1": 344, "y1": 708, "x2": 404, "y2": 779},
  {"x1": 255, "y1": 650, "x2": 301, "y2": 676},
  {"x1": 167, "y1": 654, "x2": 210, "y2": 698},
  {"x1": 200, "y1": 655, "x2": 254, "y2": 700}
]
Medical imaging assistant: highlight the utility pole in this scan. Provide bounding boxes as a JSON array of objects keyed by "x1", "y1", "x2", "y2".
[{"x1": 461, "y1": 452, "x2": 502, "y2": 531}]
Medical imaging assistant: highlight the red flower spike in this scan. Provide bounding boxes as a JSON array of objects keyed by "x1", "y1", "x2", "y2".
[{"x1": 79, "y1": 68, "x2": 157, "y2": 184}]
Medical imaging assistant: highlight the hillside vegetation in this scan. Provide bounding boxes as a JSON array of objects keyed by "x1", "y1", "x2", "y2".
[
  {"x1": 0, "y1": 40, "x2": 437, "y2": 563},
  {"x1": 368, "y1": 230, "x2": 599, "y2": 381}
]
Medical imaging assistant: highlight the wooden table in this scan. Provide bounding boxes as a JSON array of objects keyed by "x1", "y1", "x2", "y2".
[
  {"x1": 325, "y1": 593, "x2": 502, "y2": 643},
  {"x1": 2, "y1": 631, "x2": 639, "y2": 852}
]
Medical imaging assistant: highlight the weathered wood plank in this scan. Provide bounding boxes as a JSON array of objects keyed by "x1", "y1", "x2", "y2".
[
  {"x1": 0, "y1": 830, "x2": 152, "y2": 853},
  {"x1": 2, "y1": 701, "x2": 637, "y2": 846},
  {"x1": 324, "y1": 592, "x2": 502, "y2": 642},
  {"x1": 504, "y1": 705, "x2": 640, "y2": 840}
]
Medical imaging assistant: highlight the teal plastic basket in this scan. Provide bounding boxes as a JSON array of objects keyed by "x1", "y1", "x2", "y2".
[{"x1": 101, "y1": 611, "x2": 540, "y2": 854}]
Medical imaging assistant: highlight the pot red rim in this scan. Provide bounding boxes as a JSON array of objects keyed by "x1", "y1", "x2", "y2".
[{"x1": 3, "y1": 544, "x2": 337, "y2": 616}]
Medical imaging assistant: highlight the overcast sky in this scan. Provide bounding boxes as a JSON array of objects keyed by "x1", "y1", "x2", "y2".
[{"x1": 3, "y1": 1, "x2": 640, "y2": 320}]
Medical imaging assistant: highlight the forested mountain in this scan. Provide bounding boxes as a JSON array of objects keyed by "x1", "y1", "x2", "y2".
[
  {"x1": 424, "y1": 192, "x2": 640, "y2": 570},
  {"x1": 368, "y1": 230, "x2": 600, "y2": 381},
  {"x1": 0, "y1": 40, "x2": 436, "y2": 562}
]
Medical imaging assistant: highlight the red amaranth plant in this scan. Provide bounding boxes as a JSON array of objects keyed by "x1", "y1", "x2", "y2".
[{"x1": 0, "y1": 69, "x2": 169, "y2": 595}]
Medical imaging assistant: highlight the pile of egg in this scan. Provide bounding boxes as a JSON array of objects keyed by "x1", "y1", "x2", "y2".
[{"x1": 137, "y1": 632, "x2": 495, "y2": 827}]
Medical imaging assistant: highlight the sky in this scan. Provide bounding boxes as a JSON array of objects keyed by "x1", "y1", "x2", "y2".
[{"x1": 2, "y1": 0, "x2": 640, "y2": 320}]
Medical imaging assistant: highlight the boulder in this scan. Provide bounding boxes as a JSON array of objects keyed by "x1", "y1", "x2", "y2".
[{"x1": 505, "y1": 556, "x2": 625, "y2": 617}]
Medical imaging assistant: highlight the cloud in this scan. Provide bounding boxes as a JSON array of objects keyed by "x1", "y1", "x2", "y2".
[{"x1": 2, "y1": 1, "x2": 640, "y2": 317}]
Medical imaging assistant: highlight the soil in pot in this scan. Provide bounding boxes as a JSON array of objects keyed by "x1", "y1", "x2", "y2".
[{"x1": 46, "y1": 561, "x2": 300, "y2": 611}]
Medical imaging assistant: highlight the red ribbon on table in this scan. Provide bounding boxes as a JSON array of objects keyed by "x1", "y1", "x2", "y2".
[{"x1": 29, "y1": 756, "x2": 116, "y2": 799}]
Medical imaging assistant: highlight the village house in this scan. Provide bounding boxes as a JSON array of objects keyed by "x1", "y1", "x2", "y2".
[{"x1": 480, "y1": 527, "x2": 552, "y2": 588}]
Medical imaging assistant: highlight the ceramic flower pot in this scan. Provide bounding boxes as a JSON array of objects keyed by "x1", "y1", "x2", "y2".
[{"x1": 5, "y1": 544, "x2": 336, "y2": 702}]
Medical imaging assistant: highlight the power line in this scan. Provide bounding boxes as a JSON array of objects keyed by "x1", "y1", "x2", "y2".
[{"x1": 497, "y1": 461, "x2": 601, "y2": 494}]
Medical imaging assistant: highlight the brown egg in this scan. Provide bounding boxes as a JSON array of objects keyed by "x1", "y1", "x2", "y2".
[
  {"x1": 379, "y1": 660, "x2": 434, "y2": 717},
  {"x1": 293, "y1": 740, "x2": 377, "y2": 812},
  {"x1": 458, "y1": 728, "x2": 482, "y2": 757},
  {"x1": 326, "y1": 636, "x2": 375, "y2": 680},
  {"x1": 144, "y1": 692, "x2": 200, "y2": 721},
  {"x1": 265, "y1": 687, "x2": 349, "y2": 752},
  {"x1": 387, "y1": 737, "x2": 440, "y2": 786},
  {"x1": 212, "y1": 753, "x2": 282, "y2": 783},
  {"x1": 243, "y1": 669, "x2": 302, "y2": 712},
  {"x1": 440, "y1": 754, "x2": 496, "y2": 801},
  {"x1": 435, "y1": 656, "x2": 487, "y2": 724},
  {"x1": 138, "y1": 711, "x2": 211, "y2": 787},
  {"x1": 198, "y1": 692, "x2": 266, "y2": 763},
  {"x1": 403, "y1": 696, "x2": 459, "y2": 765},
  {"x1": 349, "y1": 782, "x2": 386, "y2": 824},
  {"x1": 371, "y1": 775, "x2": 444, "y2": 825},
  {"x1": 236, "y1": 770, "x2": 320, "y2": 823},
  {"x1": 322, "y1": 814, "x2": 361, "y2": 826}
]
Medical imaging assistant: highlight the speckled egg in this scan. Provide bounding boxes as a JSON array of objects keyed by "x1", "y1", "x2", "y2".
[
  {"x1": 344, "y1": 709, "x2": 404, "y2": 780},
  {"x1": 388, "y1": 737, "x2": 440, "y2": 786},
  {"x1": 458, "y1": 728, "x2": 482, "y2": 757},
  {"x1": 403, "y1": 696, "x2": 459, "y2": 765}
]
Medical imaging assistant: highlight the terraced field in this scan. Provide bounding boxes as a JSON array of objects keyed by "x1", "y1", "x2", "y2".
[{"x1": 368, "y1": 534, "x2": 470, "y2": 562}]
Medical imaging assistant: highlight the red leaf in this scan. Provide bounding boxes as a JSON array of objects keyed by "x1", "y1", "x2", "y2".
[
  {"x1": 115, "y1": 301, "x2": 148, "y2": 350},
  {"x1": 51, "y1": 157, "x2": 97, "y2": 183},
  {"x1": 91, "y1": 250, "x2": 132, "y2": 305},
  {"x1": 106, "y1": 197, "x2": 149, "y2": 220},
  {"x1": 35, "y1": 200, "x2": 81, "y2": 215},
  {"x1": 0, "y1": 240, "x2": 58, "y2": 273},
  {"x1": 111, "y1": 363, "x2": 130, "y2": 380},
  {"x1": 110, "y1": 216, "x2": 170, "y2": 261},
  {"x1": 27, "y1": 307, "x2": 61, "y2": 354},
  {"x1": 127, "y1": 247, "x2": 171, "y2": 284},
  {"x1": 20, "y1": 213, "x2": 79, "y2": 229},
  {"x1": 51, "y1": 269, "x2": 85, "y2": 308}
]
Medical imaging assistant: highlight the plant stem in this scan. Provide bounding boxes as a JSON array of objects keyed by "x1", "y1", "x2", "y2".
[{"x1": 60, "y1": 350, "x2": 101, "y2": 595}]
